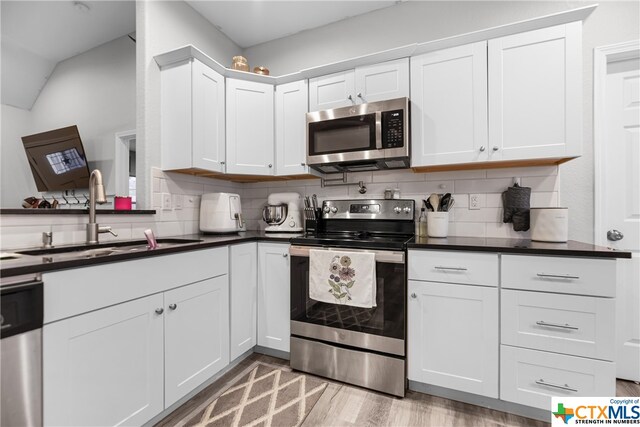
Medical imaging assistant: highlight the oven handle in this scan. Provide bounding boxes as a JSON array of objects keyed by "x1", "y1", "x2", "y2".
[{"x1": 289, "y1": 245, "x2": 405, "y2": 264}]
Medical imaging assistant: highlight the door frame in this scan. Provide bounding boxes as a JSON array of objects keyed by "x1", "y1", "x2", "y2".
[
  {"x1": 114, "y1": 129, "x2": 136, "y2": 198},
  {"x1": 593, "y1": 40, "x2": 640, "y2": 246}
]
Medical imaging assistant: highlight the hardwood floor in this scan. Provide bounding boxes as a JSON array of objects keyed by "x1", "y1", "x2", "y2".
[{"x1": 157, "y1": 353, "x2": 640, "y2": 427}]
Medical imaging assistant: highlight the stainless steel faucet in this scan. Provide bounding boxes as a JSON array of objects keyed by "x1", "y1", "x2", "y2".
[{"x1": 86, "y1": 169, "x2": 118, "y2": 244}]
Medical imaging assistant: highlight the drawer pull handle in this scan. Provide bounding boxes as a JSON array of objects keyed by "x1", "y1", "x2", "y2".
[
  {"x1": 537, "y1": 273, "x2": 580, "y2": 280},
  {"x1": 434, "y1": 266, "x2": 468, "y2": 271},
  {"x1": 535, "y1": 379, "x2": 578, "y2": 392},
  {"x1": 535, "y1": 321, "x2": 579, "y2": 330}
]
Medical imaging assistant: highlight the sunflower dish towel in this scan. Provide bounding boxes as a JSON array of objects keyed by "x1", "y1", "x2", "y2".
[{"x1": 309, "y1": 249, "x2": 377, "y2": 308}]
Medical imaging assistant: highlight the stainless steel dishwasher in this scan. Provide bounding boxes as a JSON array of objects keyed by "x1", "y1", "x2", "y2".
[{"x1": 1, "y1": 275, "x2": 43, "y2": 427}]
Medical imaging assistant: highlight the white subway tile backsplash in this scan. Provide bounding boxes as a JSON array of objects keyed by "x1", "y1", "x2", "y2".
[
  {"x1": 522, "y1": 175, "x2": 559, "y2": 192},
  {"x1": 455, "y1": 178, "x2": 513, "y2": 193},
  {"x1": 397, "y1": 180, "x2": 454, "y2": 195},
  {"x1": 486, "y1": 165, "x2": 558, "y2": 178}
]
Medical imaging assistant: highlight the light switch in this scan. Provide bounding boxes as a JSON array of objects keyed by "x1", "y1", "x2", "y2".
[
  {"x1": 173, "y1": 194, "x2": 183, "y2": 210},
  {"x1": 162, "y1": 193, "x2": 172, "y2": 210}
]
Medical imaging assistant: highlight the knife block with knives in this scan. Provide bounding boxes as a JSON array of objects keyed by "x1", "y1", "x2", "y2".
[{"x1": 304, "y1": 194, "x2": 323, "y2": 234}]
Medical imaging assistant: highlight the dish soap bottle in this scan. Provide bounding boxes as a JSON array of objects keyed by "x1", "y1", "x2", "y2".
[{"x1": 418, "y1": 208, "x2": 428, "y2": 237}]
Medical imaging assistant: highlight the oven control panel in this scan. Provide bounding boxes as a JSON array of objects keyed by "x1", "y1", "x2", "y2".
[
  {"x1": 322, "y1": 199, "x2": 414, "y2": 220},
  {"x1": 381, "y1": 110, "x2": 405, "y2": 149}
]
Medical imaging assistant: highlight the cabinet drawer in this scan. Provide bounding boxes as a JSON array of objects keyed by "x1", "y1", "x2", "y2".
[
  {"x1": 501, "y1": 290, "x2": 615, "y2": 360},
  {"x1": 44, "y1": 247, "x2": 228, "y2": 323},
  {"x1": 501, "y1": 255, "x2": 615, "y2": 297},
  {"x1": 408, "y1": 250, "x2": 498, "y2": 286},
  {"x1": 500, "y1": 345, "x2": 615, "y2": 410}
]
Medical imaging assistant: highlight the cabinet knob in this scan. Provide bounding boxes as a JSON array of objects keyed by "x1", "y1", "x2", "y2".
[
  {"x1": 410, "y1": 293, "x2": 417, "y2": 299},
  {"x1": 268, "y1": 164, "x2": 273, "y2": 168},
  {"x1": 492, "y1": 146, "x2": 499, "y2": 151},
  {"x1": 479, "y1": 146, "x2": 486, "y2": 152},
  {"x1": 169, "y1": 303, "x2": 177, "y2": 310},
  {"x1": 283, "y1": 253, "x2": 289, "y2": 258},
  {"x1": 300, "y1": 162, "x2": 306, "y2": 166},
  {"x1": 347, "y1": 95, "x2": 353, "y2": 101},
  {"x1": 357, "y1": 92, "x2": 363, "y2": 98},
  {"x1": 220, "y1": 161, "x2": 225, "y2": 165},
  {"x1": 155, "y1": 308, "x2": 164, "y2": 315}
]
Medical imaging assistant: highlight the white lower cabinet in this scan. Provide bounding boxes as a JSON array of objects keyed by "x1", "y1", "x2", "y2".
[
  {"x1": 257, "y1": 242, "x2": 290, "y2": 353},
  {"x1": 408, "y1": 280, "x2": 499, "y2": 398},
  {"x1": 44, "y1": 294, "x2": 164, "y2": 427},
  {"x1": 500, "y1": 345, "x2": 616, "y2": 410},
  {"x1": 230, "y1": 242, "x2": 258, "y2": 360},
  {"x1": 164, "y1": 276, "x2": 229, "y2": 407},
  {"x1": 43, "y1": 249, "x2": 230, "y2": 426}
]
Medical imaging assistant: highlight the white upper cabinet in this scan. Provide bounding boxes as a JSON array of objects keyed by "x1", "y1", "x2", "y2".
[
  {"x1": 309, "y1": 59, "x2": 410, "y2": 111},
  {"x1": 354, "y1": 58, "x2": 410, "y2": 104},
  {"x1": 275, "y1": 80, "x2": 309, "y2": 176},
  {"x1": 226, "y1": 78, "x2": 275, "y2": 175},
  {"x1": 161, "y1": 58, "x2": 226, "y2": 173},
  {"x1": 411, "y1": 42, "x2": 489, "y2": 167},
  {"x1": 488, "y1": 22, "x2": 582, "y2": 160},
  {"x1": 309, "y1": 70, "x2": 355, "y2": 112}
]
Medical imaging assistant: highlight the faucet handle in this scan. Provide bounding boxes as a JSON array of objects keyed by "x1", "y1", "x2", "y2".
[{"x1": 98, "y1": 226, "x2": 118, "y2": 237}]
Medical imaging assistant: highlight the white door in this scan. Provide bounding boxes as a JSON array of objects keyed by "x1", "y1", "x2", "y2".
[
  {"x1": 354, "y1": 58, "x2": 410, "y2": 104},
  {"x1": 408, "y1": 280, "x2": 499, "y2": 398},
  {"x1": 488, "y1": 22, "x2": 582, "y2": 160},
  {"x1": 599, "y1": 49, "x2": 640, "y2": 381},
  {"x1": 308, "y1": 70, "x2": 355, "y2": 112},
  {"x1": 410, "y1": 42, "x2": 488, "y2": 167},
  {"x1": 226, "y1": 79, "x2": 275, "y2": 175},
  {"x1": 275, "y1": 80, "x2": 309, "y2": 176},
  {"x1": 192, "y1": 59, "x2": 226, "y2": 172},
  {"x1": 43, "y1": 294, "x2": 164, "y2": 426},
  {"x1": 257, "y1": 242, "x2": 291, "y2": 353},
  {"x1": 164, "y1": 276, "x2": 229, "y2": 407},
  {"x1": 230, "y1": 242, "x2": 258, "y2": 360}
]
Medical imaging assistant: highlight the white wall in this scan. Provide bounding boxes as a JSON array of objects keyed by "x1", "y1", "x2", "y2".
[
  {"x1": 0, "y1": 35, "x2": 136, "y2": 206},
  {"x1": 136, "y1": 0, "x2": 243, "y2": 209},
  {"x1": 242, "y1": 1, "x2": 640, "y2": 243}
]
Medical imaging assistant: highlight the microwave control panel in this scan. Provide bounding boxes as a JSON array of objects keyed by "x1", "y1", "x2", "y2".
[{"x1": 381, "y1": 109, "x2": 404, "y2": 149}]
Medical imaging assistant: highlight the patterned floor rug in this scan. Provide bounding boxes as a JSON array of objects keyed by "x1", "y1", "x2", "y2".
[{"x1": 181, "y1": 363, "x2": 328, "y2": 427}]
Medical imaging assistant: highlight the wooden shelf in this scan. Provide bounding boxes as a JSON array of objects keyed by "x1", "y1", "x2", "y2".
[
  {"x1": 411, "y1": 157, "x2": 576, "y2": 173},
  {"x1": 167, "y1": 168, "x2": 320, "y2": 183}
]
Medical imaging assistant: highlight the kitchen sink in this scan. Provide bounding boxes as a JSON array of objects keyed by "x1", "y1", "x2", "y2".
[{"x1": 16, "y1": 238, "x2": 203, "y2": 257}]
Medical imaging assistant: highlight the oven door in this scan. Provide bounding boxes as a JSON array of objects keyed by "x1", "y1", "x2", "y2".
[
  {"x1": 290, "y1": 245, "x2": 405, "y2": 356},
  {"x1": 306, "y1": 109, "x2": 383, "y2": 166}
]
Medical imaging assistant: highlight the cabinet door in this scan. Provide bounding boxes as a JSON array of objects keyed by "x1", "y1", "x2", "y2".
[
  {"x1": 257, "y1": 242, "x2": 291, "y2": 352},
  {"x1": 164, "y1": 275, "x2": 229, "y2": 407},
  {"x1": 411, "y1": 42, "x2": 488, "y2": 167},
  {"x1": 308, "y1": 70, "x2": 355, "y2": 112},
  {"x1": 355, "y1": 58, "x2": 409, "y2": 104},
  {"x1": 275, "y1": 80, "x2": 309, "y2": 176},
  {"x1": 44, "y1": 294, "x2": 164, "y2": 426},
  {"x1": 408, "y1": 280, "x2": 498, "y2": 398},
  {"x1": 192, "y1": 59, "x2": 226, "y2": 172},
  {"x1": 226, "y1": 79, "x2": 275, "y2": 175},
  {"x1": 230, "y1": 243, "x2": 258, "y2": 360},
  {"x1": 488, "y1": 22, "x2": 582, "y2": 160}
]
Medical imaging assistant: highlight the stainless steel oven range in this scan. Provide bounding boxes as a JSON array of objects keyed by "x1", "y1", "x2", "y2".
[{"x1": 289, "y1": 199, "x2": 414, "y2": 397}]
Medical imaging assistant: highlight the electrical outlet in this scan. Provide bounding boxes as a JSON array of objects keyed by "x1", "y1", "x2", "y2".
[
  {"x1": 469, "y1": 194, "x2": 481, "y2": 210},
  {"x1": 173, "y1": 194, "x2": 183, "y2": 210},
  {"x1": 162, "y1": 193, "x2": 172, "y2": 210}
]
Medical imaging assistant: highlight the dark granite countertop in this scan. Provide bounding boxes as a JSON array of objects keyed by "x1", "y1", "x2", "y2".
[
  {"x1": 1, "y1": 232, "x2": 630, "y2": 278},
  {"x1": 0, "y1": 231, "x2": 300, "y2": 278},
  {"x1": 408, "y1": 236, "x2": 631, "y2": 259},
  {"x1": 0, "y1": 209, "x2": 156, "y2": 215}
]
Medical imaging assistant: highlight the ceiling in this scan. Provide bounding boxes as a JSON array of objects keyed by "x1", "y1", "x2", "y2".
[
  {"x1": 1, "y1": 1, "x2": 135, "y2": 110},
  {"x1": 187, "y1": 1, "x2": 399, "y2": 48}
]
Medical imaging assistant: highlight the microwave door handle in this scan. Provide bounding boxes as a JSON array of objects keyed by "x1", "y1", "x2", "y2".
[{"x1": 375, "y1": 111, "x2": 382, "y2": 150}]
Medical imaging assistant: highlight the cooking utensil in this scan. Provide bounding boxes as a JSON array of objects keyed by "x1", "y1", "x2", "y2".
[
  {"x1": 262, "y1": 205, "x2": 287, "y2": 225},
  {"x1": 439, "y1": 193, "x2": 452, "y2": 212},
  {"x1": 424, "y1": 199, "x2": 433, "y2": 212},
  {"x1": 304, "y1": 196, "x2": 310, "y2": 209},
  {"x1": 312, "y1": 194, "x2": 318, "y2": 210},
  {"x1": 428, "y1": 193, "x2": 440, "y2": 213}
]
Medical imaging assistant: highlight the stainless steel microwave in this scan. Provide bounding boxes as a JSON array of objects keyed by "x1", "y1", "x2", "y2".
[{"x1": 306, "y1": 97, "x2": 410, "y2": 174}]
